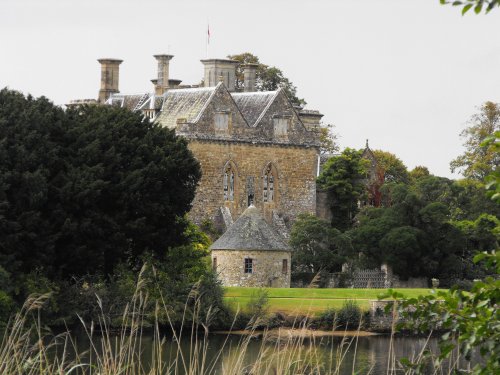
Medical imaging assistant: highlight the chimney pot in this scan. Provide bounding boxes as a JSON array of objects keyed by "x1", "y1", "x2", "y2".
[
  {"x1": 154, "y1": 54, "x2": 174, "y2": 95},
  {"x1": 200, "y1": 58, "x2": 239, "y2": 92},
  {"x1": 97, "y1": 58, "x2": 123, "y2": 103},
  {"x1": 242, "y1": 63, "x2": 258, "y2": 92}
]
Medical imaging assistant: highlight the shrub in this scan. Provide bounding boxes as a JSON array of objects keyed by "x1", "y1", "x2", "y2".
[
  {"x1": 337, "y1": 300, "x2": 362, "y2": 329},
  {"x1": 313, "y1": 307, "x2": 338, "y2": 330},
  {"x1": 246, "y1": 289, "x2": 270, "y2": 328}
]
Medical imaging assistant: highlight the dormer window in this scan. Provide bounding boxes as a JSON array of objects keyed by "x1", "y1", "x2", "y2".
[
  {"x1": 273, "y1": 115, "x2": 291, "y2": 139},
  {"x1": 215, "y1": 111, "x2": 229, "y2": 134}
]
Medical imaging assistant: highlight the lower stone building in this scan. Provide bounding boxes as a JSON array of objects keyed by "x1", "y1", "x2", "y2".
[{"x1": 210, "y1": 205, "x2": 292, "y2": 287}]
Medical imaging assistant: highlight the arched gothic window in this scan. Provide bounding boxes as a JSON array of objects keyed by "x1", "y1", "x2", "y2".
[
  {"x1": 263, "y1": 164, "x2": 275, "y2": 203},
  {"x1": 224, "y1": 163, "x2": 235, "y2": 201}
]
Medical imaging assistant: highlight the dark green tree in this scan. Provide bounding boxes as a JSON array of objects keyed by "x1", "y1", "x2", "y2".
[
  {"x1": 317, "y1": 148, "x2": 367, "y2": 230},
  {"x1": 289, "y1": 213, "x2": 351, "y2": 273},
  {"x1": 0, "y1": 89, "x2": 201, "y2": 278},
  {"x1": 228, "y1": 52, "x2": 306, "y2": 106},
  {"x1": 350, "y1": 183, "x2": 466, "y2": 279}
]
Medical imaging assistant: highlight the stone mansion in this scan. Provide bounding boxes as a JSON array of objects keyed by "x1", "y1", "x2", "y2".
[{"x1": 78, "y1": 55, "x2": 324, "y2": 235}]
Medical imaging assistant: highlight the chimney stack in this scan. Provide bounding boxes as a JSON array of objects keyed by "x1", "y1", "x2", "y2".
[
  {"x1": 242, "y1": 63, "x2": 258, "y2": 92},
  {"x1": 98, "y1": 58, "x2": 123, "y2": 103},
  {"x1": 154, "y1": 55, "x2": 174, "y2": 95},
  {"x1": 200, "y1": 59, "x2": 239, "y2": 92}
]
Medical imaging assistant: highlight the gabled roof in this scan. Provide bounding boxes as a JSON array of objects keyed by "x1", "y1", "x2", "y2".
[
  {"x1": 156, "y1": 85, "x2": 218, "y2": 129},
  {"x1": 107, "y1": 94, "x2": 147, "y2": 111},
  {"x1": 138, "y1": 94, "x2": 164, "y2": 111},
  {"x1": 210, "y1": 205, "x2": 291, "y2": 251},
  {"x1": 231, "y1": 91, "x2": 279, "y2": 127}
]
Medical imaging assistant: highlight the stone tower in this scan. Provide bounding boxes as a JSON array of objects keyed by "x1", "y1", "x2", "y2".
[
  {"x1": 97, "y1": 58, "x2": 123, "y2": 103},
  {"x1": 200, "y1": 58, "x2": 239, "y2": 92},
  {"x1": 242, "y1": 63, "x2": 258, "y2": 92},
  {"x1": 153, "y1": 54, "x2": 174, "y2": 95},
  {"x1": 210, "y1": 205, "x2": 292, "y2": 288}
]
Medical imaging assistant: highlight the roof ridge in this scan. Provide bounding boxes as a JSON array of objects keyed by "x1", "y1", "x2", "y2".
[
  {"x1": 210, "y1": 205, "x2": 290, "y2": 251},
  {"x1": 192, "y1": 82, "x2": 222, "y2": 124},
  {"x1": 253, "y1": 88, "x2": 281, "y2": 127}
]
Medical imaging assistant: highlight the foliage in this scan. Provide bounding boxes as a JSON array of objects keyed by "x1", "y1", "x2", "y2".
[
  {"x1": 372, "y1": 150, "x2": 409, "y2": 184},
  {"x1": 313, "y1": 300, "x2": 363, "y2": 330},
  {"x1": 440, "y1": 0, "x2": 500, "y2": 14},
  {"x1": 450, "y1": 178, "x2": 500, "y2": 220},
  {"x1": 228, "y1": 52, "x2": 306, "y2": 106},
  {"x1": 337, "y1": 300, "x2": 362, "y2": 329},
  {"x1": 450, "y1": 101, "x2": 500, "y2": 180},
  {"x1": 246, "y1": 288, "x2": 270, "y2": 328},
  {"x1": 318, "y1": 123, "x2": 339, "y2": 155},
  {"x1": 317, "y1": 148, "x2": 367, "y2": 230},
  {"x1": 383, "y1": 251, "x2": 500, "y2": 374},
  {"x1": 0, "y1": 88, "x2": 201, "y2": 278},
  {"x1": 290, "y1": 213, "x2": 351, "y2": 273},
  {"x1": 481, "y1": 130, "x2": 500, "y2": 202},
  {"x1": 409, "y1": 165, "x2": 430, "y2": 182},
  {"x1": 350, "y1": 181, "x2": 470, "y2": 279}
]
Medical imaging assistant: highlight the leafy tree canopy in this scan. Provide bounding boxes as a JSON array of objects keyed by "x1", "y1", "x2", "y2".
[
  {"x1": 318, "y1": 123, "x2": 340, "y2": 156},
  {"x1": 409, "y1": 165, "x2": 430, "y2": 182},
  {"x1": 317, "y1": 148, "x2": 367, "y2": 231},
  {"x1": 228, "y1": 52, "x2": 306, "y2": 106},
  {"x1": 0, "y1": 88, "x2": 201, "y2": 278},
  {"x1": 350, "y1": 182, "x2": 469, "y2": 279},
  {"x1": 450, "y1": 101, "x2": 500, "y2": 180},
  {"x1": 372, "y1": 150, "x2": 409, "y2": 184},
  {"x1": 290, "y1": 213, "x2": 352, "y2": 273}
]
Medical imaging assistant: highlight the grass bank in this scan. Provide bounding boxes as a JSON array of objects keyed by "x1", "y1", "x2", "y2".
[{"x1": 224, "y1": 287, "x2": 441, "y2": 315}]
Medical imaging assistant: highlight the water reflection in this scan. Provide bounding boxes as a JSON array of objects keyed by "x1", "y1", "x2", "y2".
[{"x1": 73, "y1": 331, "x2": 476, "y2": 374}]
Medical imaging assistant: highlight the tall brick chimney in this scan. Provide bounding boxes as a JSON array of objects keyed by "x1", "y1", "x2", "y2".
[
  {"x1": 200, "y1": 58, "x2": 239, "y2": 92},
  {"x1": 97, "y1": 58, "x2": 123, "y2": 103},
  {"x1": 242, "y1": 63, "x2": 258, "y2": 92},
  {"x1": 154, "y1": 54, "x2": 174, "y2": 95}
]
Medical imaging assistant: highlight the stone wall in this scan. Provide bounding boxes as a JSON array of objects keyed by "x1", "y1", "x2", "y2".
[
  {"x1": 188, "y1": 140, "x2": 318, "y2": 227},
  {"x1": 391, "y1": 276, "x2": 428, "y2": 288},
  {"x1": 212, "y1": 249, "x2": 291, "y2": 287}
]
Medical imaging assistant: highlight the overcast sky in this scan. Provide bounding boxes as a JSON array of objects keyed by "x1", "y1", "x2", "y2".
[{"x1": 1, "y1": 0, "x2": 499, "y2": 178}]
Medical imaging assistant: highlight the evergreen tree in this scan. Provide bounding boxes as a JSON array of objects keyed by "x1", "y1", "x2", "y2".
[{"x1": 0, "y1": 89, "x2": 201, "y2": 278}]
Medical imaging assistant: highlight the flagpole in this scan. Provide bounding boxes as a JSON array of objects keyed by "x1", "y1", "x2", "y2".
[{"x1": 206, "y1": 21, "x2": 210, "y2": 58}]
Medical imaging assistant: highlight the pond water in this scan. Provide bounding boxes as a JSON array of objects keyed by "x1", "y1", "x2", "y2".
[{"x1": 70, "y1": 331, "x2": 478, "y2": 374}]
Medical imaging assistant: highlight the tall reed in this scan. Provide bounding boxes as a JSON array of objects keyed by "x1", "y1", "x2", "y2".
[{"x1": 0, "y1": 268, "x2": 476, "y2": 374}]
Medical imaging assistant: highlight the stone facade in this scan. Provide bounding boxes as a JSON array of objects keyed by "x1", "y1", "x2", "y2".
[
  {"x1": 188, "y1": 140, "x2": 318, "y2": 227},
  {"x1": 212, "y1": 249, "x2": 291, "y2": 287},
  {"x1": 95, "y1": 55, "x2": 322, "y2": 231}
]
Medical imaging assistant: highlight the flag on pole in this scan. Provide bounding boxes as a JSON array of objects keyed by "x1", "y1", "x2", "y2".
[{"x1": 207, "y1": 24, "x2": 210, "y2": 44}]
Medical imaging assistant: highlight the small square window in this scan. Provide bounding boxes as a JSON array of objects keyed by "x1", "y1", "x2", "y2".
[{"x1": 244, "y1": 258, "x2": 253, "y2": 274}]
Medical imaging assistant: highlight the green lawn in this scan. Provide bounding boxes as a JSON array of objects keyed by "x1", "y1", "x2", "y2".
[{"x1": 224, "y1": 287, "x2": 440, "y2": 315}]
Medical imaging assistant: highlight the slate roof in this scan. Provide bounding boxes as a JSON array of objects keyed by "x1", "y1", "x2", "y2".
[
  {"x1": 107, "y1": 94, "x2": 146, "y2": 111},
  {"x1": 210, "y1": 205, "x2": 291, "y2": 251},
  {"x1": 138, "y1": 94, "x2": 164, "y2": 110},
  {"x1": 231, "y1": 91, "x2": 278, "y2": 127},
  {"x1": 156, "y1": 86, "x2": 217, "y2": 129}
]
